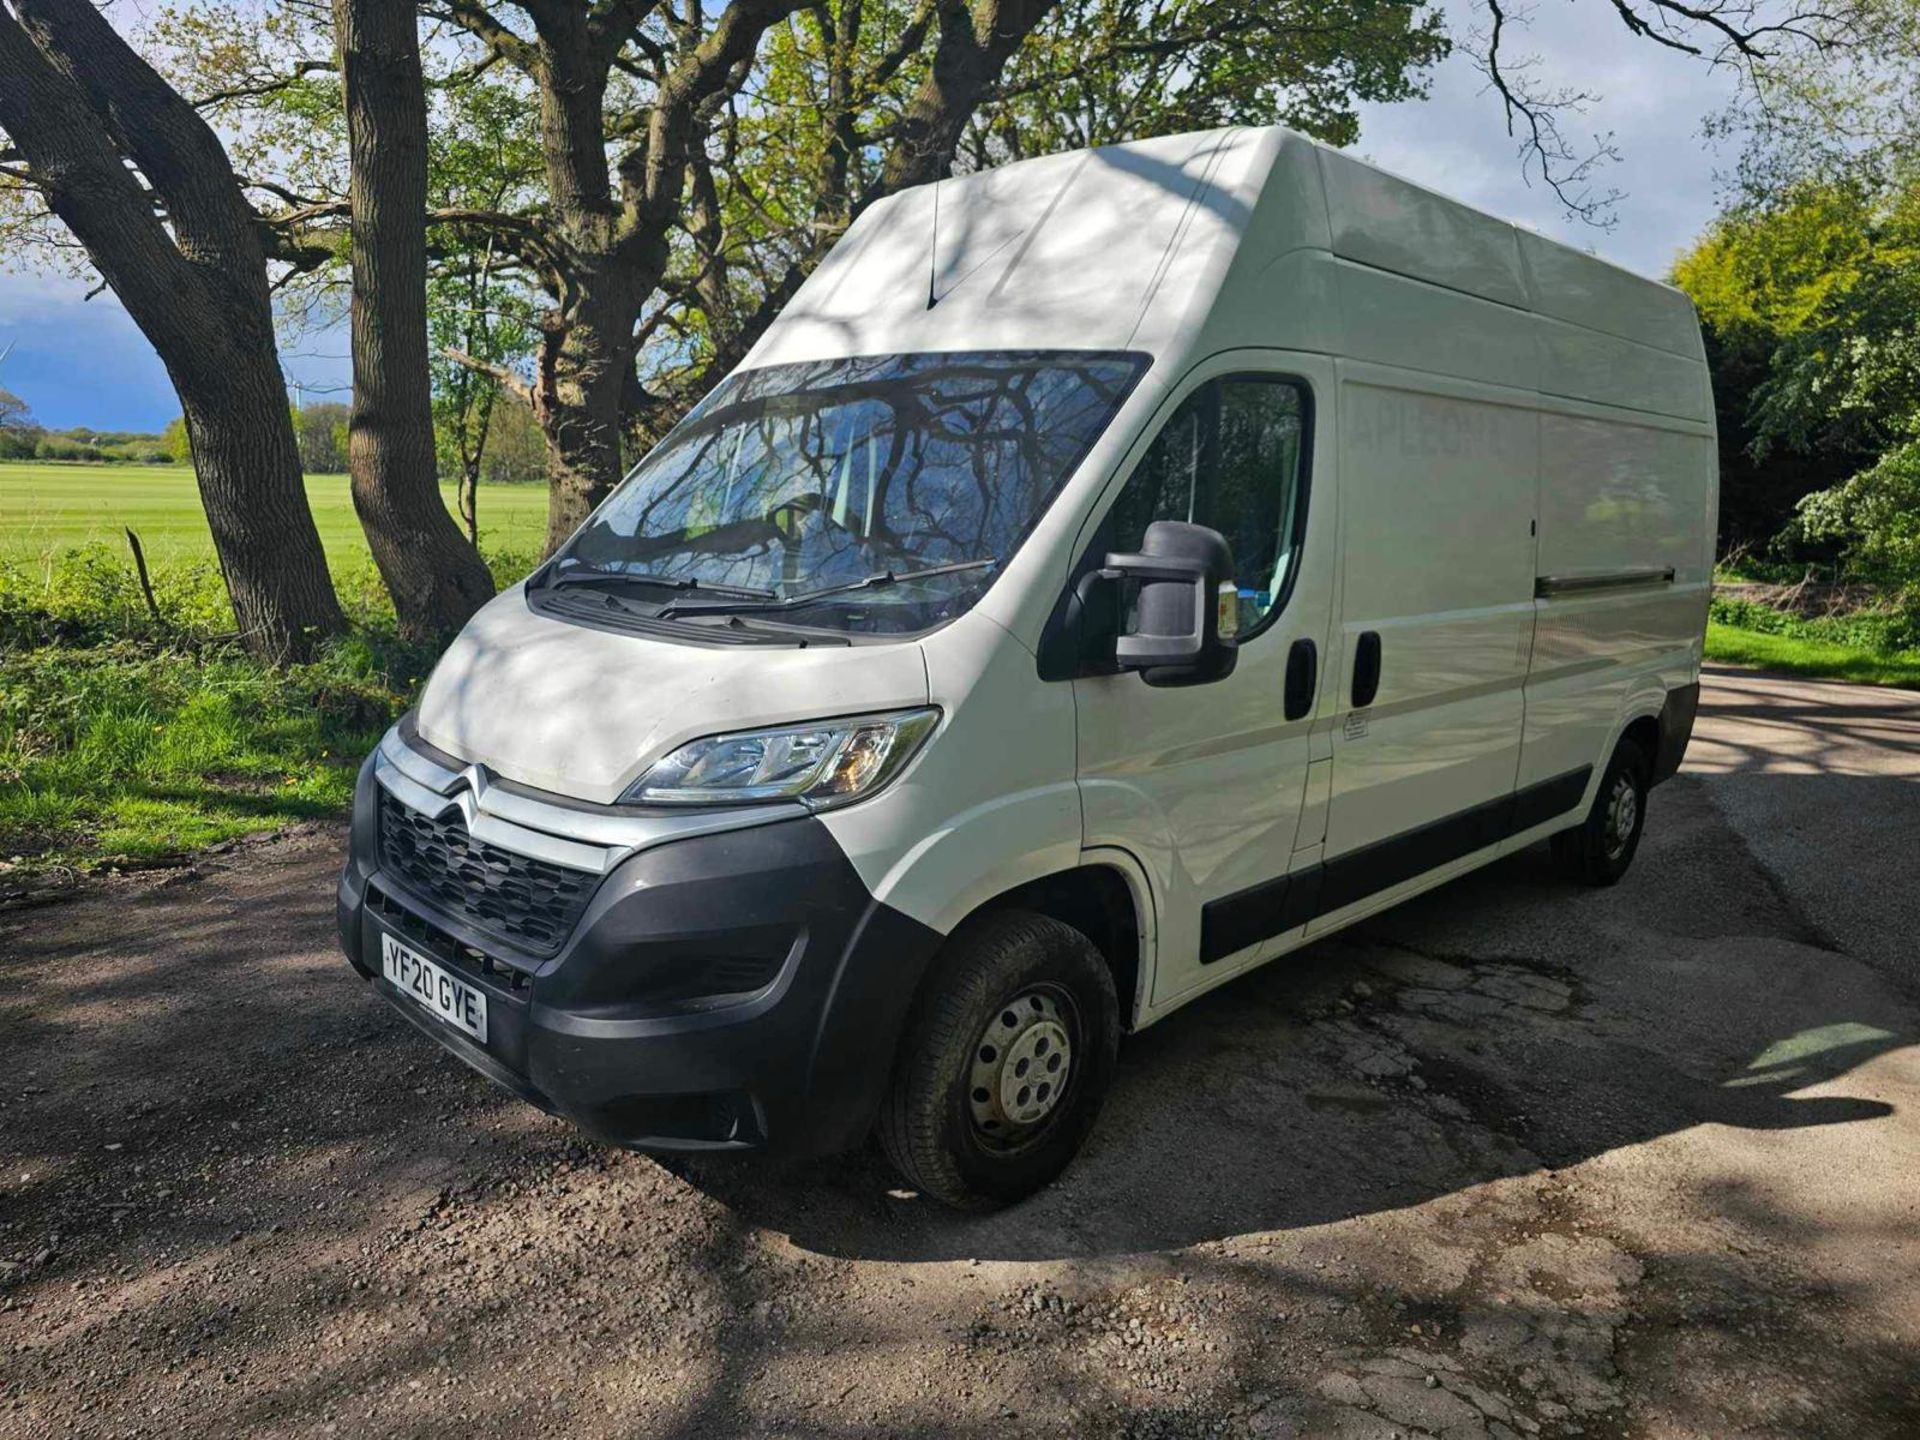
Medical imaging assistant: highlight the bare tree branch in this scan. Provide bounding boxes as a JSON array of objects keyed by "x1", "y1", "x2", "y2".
[
  {"x1": 442, "y1": 345, "x2": 534, "y2": 404},
  {"x1": 193, "y1": 58, "x2": 335, "y2": 110}
]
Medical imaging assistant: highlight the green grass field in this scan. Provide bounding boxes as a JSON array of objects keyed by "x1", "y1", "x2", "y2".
[
  {"x1": 0, "y1": 461, "x2": 549, "y2": 568},
  {"x1": 1, "y1": 462, "x2": 546, "y2": 873}
]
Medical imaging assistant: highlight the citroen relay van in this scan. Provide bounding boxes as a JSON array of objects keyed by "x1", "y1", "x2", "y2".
[{"x1": 338, "y1": 126, "x2": 1716, "y2": 1208}]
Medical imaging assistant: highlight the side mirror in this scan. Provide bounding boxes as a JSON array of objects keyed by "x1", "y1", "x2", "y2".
[{"x1": 1098, "y1": 520, "x2": 1238, "y2": 687}]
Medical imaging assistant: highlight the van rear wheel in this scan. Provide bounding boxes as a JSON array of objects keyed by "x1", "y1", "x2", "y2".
[
  {"x1": 1552, "y1": 735, "x2": 1651, "y2": 886},
  {"x1": 878, "y1": 910, "x2": 1119, "y2": 1210}
]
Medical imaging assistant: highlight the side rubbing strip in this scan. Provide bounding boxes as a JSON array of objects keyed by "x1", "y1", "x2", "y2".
[
  {"x1": 1199, "y1": 766, "x2": 1593, "y2": 964},
  {"x1": 1535, "y1": 568, "x2": 1675, "y2": 598},
  {"x1": 1199, "y1": 869, "x2": 1320, "y2": 965},
  {"x1": 1511, "y1": 765, "x2": 1594, "y2": 832}
]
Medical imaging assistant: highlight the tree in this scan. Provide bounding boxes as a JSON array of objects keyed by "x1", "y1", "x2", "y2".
[
  {"x1": 1469, "y1": 0, "x2": 1879, "y2": 224},
  {"x1": 1674, "y1": 164, "x2": 1920, "y2": 626},
  {"x1": 1706, "y1": 0, "x2": 1919, "y2": 207},
  {"x1": 589, "y1": 0, "x2": 1457, "y2": 498},
  {"x1": 0, "y1": 384, "x2": 33, "y2": 458},
  {"x1": 477, "y1": 389, "x2": 547, "y2": 486},
  {"x1": 0, "y1": 0, "x2": 344, "y2": 660},
  {"x1": 160, "y1": 414, "x2": 192, "y2": 463},
  {"x1": 205, "y1": 0, "x2": 1437, "y2": 553},
  {"x1": 425, "y1": 75, "x2": 541, "y2": 543},
  {"x1": 331, "y1": 0, "x2": 495, "y2": 638},
  {"x1": 954, "y1": 0, "x2": 1445, "y2": 161},
  {"x1": 292, "y1": 401, "x2": 351, "y2": 472},
  {"x1": 430, "y1": 244, "x2": 537, "y2": 542},
  {"x1": 1672, "y1": 181, "x2": 1884, "y2": 544}
]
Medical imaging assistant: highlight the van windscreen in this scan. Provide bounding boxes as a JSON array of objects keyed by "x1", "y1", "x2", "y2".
[{"x1": 548, "y1": 350, "x2": 1147, "y2": 636}]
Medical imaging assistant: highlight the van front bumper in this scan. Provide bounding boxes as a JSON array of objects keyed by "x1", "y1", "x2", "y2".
[{"x1": 336, "y1": 753, "x2": 941, "y2": 1157}]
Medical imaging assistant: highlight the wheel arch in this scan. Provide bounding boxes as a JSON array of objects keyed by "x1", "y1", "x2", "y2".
[
  {"x1": 944, "y1": 855, "x2": 1156, "y2": 1031},
  {"x1": 1610, "y1": 679, "x2": 1693, "y2": 789},
  {"x1": 1620, "y1": 711, "x2": 1661, "y2": 770}
]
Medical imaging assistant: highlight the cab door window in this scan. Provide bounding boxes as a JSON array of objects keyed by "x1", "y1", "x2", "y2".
[{"x1": 1107, "y1": 377, "x2": 1310, "y2": 638}]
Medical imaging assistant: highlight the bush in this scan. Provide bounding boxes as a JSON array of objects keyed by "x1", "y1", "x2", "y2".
[
  {"x1": 1786, "y1": 439, "x2": 1920, "y2": 645},
  {"x1": 35, "y1": 437, "x2": 104, "y2": 463},
  {"x1": 1709, "y1": 593, "x2": 1917, "y2": 653},
  {"x1": 0, "y1": 426, "x2": 41, "y2": 460}
]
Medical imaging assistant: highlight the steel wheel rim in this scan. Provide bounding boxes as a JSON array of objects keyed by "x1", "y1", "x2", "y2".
[
  {"x1": 966, "y1": 987, "x2": 1077, "y2": 1150},
  {"x1": 1605, "y1": 773, "x2": 1639, "y2": 859}
]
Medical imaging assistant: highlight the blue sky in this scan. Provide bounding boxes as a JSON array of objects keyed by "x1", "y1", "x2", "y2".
[{"x1": 0, "y1": 0, "x2": 1741, "y2": 434}]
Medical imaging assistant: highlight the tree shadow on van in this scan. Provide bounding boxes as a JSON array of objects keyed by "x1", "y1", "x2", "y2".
[{"x1": 674, "y1": 771, "x2": 1911, "y2": 1262}]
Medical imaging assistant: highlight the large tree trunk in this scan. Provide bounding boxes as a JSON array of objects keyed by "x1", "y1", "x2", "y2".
[
  {"x1": 0, "y1": 0, "x2": 344, "y2": 662},
  {"x1": 536, "y1": 283, "x2": 639, "y2": 554},
  {"x1": 332, "y1": 0, "x2": 494, "y2": 639},
  {"x1": 177, "y1": 362, "x2": 349, "y2": 654}
]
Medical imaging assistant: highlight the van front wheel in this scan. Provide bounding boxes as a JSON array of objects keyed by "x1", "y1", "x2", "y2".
[
  {"x1": 878, "y1": 910, "x2": 1119, "y2": 1209},
  {"x1": 1552, "y1": 735, "x2": 1651, "y2": 886}
]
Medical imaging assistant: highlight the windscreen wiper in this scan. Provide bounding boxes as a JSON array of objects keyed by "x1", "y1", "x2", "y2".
[
  {"x1": 541, "y1": 565, "x2": 776, "y2": 601},
  {"x1": 658, "y1": 558, "x2": 997, "y2": 618}
]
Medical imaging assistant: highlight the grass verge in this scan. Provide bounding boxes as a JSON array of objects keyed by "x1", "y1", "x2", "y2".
[
  {"x1": 1, "y1": 542, "x2": 531, "y2": 880},
  {"x1": 1706, "y1": 620, "x2": 1920, "y2": 689}
]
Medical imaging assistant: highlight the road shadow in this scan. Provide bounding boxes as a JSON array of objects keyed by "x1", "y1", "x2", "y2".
[
  {"x1": 5, "y1": 770, "x2": 1918, "y2": 1435},
  {"x1": 671, "y1": 773, "x2": 1910, "y2": 1261},
  {"x1": 1692, "y1": 663, "x2": 1920, "y2": 774}
]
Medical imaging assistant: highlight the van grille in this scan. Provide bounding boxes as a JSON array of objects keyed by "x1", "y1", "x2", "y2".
[
  {"x1": 365, "y1": 883, "x2": 535, "y2": 991},
  {"x1": 376, "y1": 789, "x2": 595, "y2": 957}
]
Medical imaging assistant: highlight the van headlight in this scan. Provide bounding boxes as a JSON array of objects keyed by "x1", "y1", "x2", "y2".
[{"x1": 623, "y1": 708, "x2": 940, "y2": 809}]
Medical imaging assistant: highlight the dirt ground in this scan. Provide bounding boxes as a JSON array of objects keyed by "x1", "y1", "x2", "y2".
[{"x1": 4, "y1": 665, "x2": 1918, "y2": 1439}]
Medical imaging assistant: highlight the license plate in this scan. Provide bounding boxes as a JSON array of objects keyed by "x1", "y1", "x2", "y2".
[{"x1": 381, "y1": 932, "x2": 488, "y2": 1043}]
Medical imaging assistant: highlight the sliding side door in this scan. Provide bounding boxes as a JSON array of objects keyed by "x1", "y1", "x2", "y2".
[{"x1": 1311, "y1": 365, "x2": 1540, "y2": 928}]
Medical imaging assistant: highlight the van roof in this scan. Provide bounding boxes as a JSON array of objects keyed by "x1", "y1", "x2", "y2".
[{"x1": 741, "y1": 126, "x2": 1707, "y2": 416}]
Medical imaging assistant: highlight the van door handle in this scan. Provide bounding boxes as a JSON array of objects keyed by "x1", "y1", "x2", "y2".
[
  {"x1": 1351, "y1": 631, "x2": 1382, "y2": 708},
  {"x1": 1284, "y1": 638, "x2": 1317, "y2": 720}
]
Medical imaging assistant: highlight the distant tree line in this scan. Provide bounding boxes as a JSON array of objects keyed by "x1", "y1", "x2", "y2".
[
  {"x1": 0, "y1": 388, "x2": 173, "y2": 462},
  {"x1": 0, "y1": 0, "x2": 1887, "y2": 659},
  {"x1": 0, "y1": 390, "x2": 546, "y2": 483}
]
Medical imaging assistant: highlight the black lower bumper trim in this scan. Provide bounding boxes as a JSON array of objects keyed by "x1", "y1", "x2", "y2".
[{"x1": 339, "y1": 758, "x2": 942, "y2": 1157}]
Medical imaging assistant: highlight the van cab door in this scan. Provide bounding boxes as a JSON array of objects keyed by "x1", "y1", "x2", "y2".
[
  {"x1": 1312, "y1": 366, "x2": 1539, "y2": 927},
  {"x1": 1073, "y1": 354, "x2": 1337, "y2": 1008}
]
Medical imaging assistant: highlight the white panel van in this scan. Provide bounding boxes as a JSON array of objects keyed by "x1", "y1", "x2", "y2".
[{"x1": 338, "y1": 127, "x2": 1716, "y2": 1207}]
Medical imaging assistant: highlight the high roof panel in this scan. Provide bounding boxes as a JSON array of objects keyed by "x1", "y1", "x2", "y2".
[
  {"x1": 745, "y1": 129, "x2": 1254, "y2": 369},
  {"x1": 742, "y1": 125, "x2": 1708, "y2": 423},
  {"x1": 1316, "y1": 147, "x2": 1530, "y2": 310}
]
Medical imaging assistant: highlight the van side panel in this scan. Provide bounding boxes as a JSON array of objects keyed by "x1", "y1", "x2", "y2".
[
  {"x1": 1518, "y1": 406, "x2": 1715, "y2": 791},
  {"x1": 1332, "y1": 260, "x2": 1538, "y2": 392},
  {"x1": 1534, "y1": 317, "x2": 1714, "y2": 422},
  {"x1": 1516, "y1": 231, "x2": 1706, "y2": 363},
  {"x1": 1321, "y1": 368, "x2": 1538, "y2": 861}
]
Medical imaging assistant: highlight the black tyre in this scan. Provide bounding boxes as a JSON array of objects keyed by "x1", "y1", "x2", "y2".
[
  {"x1": 878, "y1": 910, "x2": 1119, "y2": 1210},
  {"x1": 1551, "y1": 735, "x2": 1651, "y2": 886}
]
